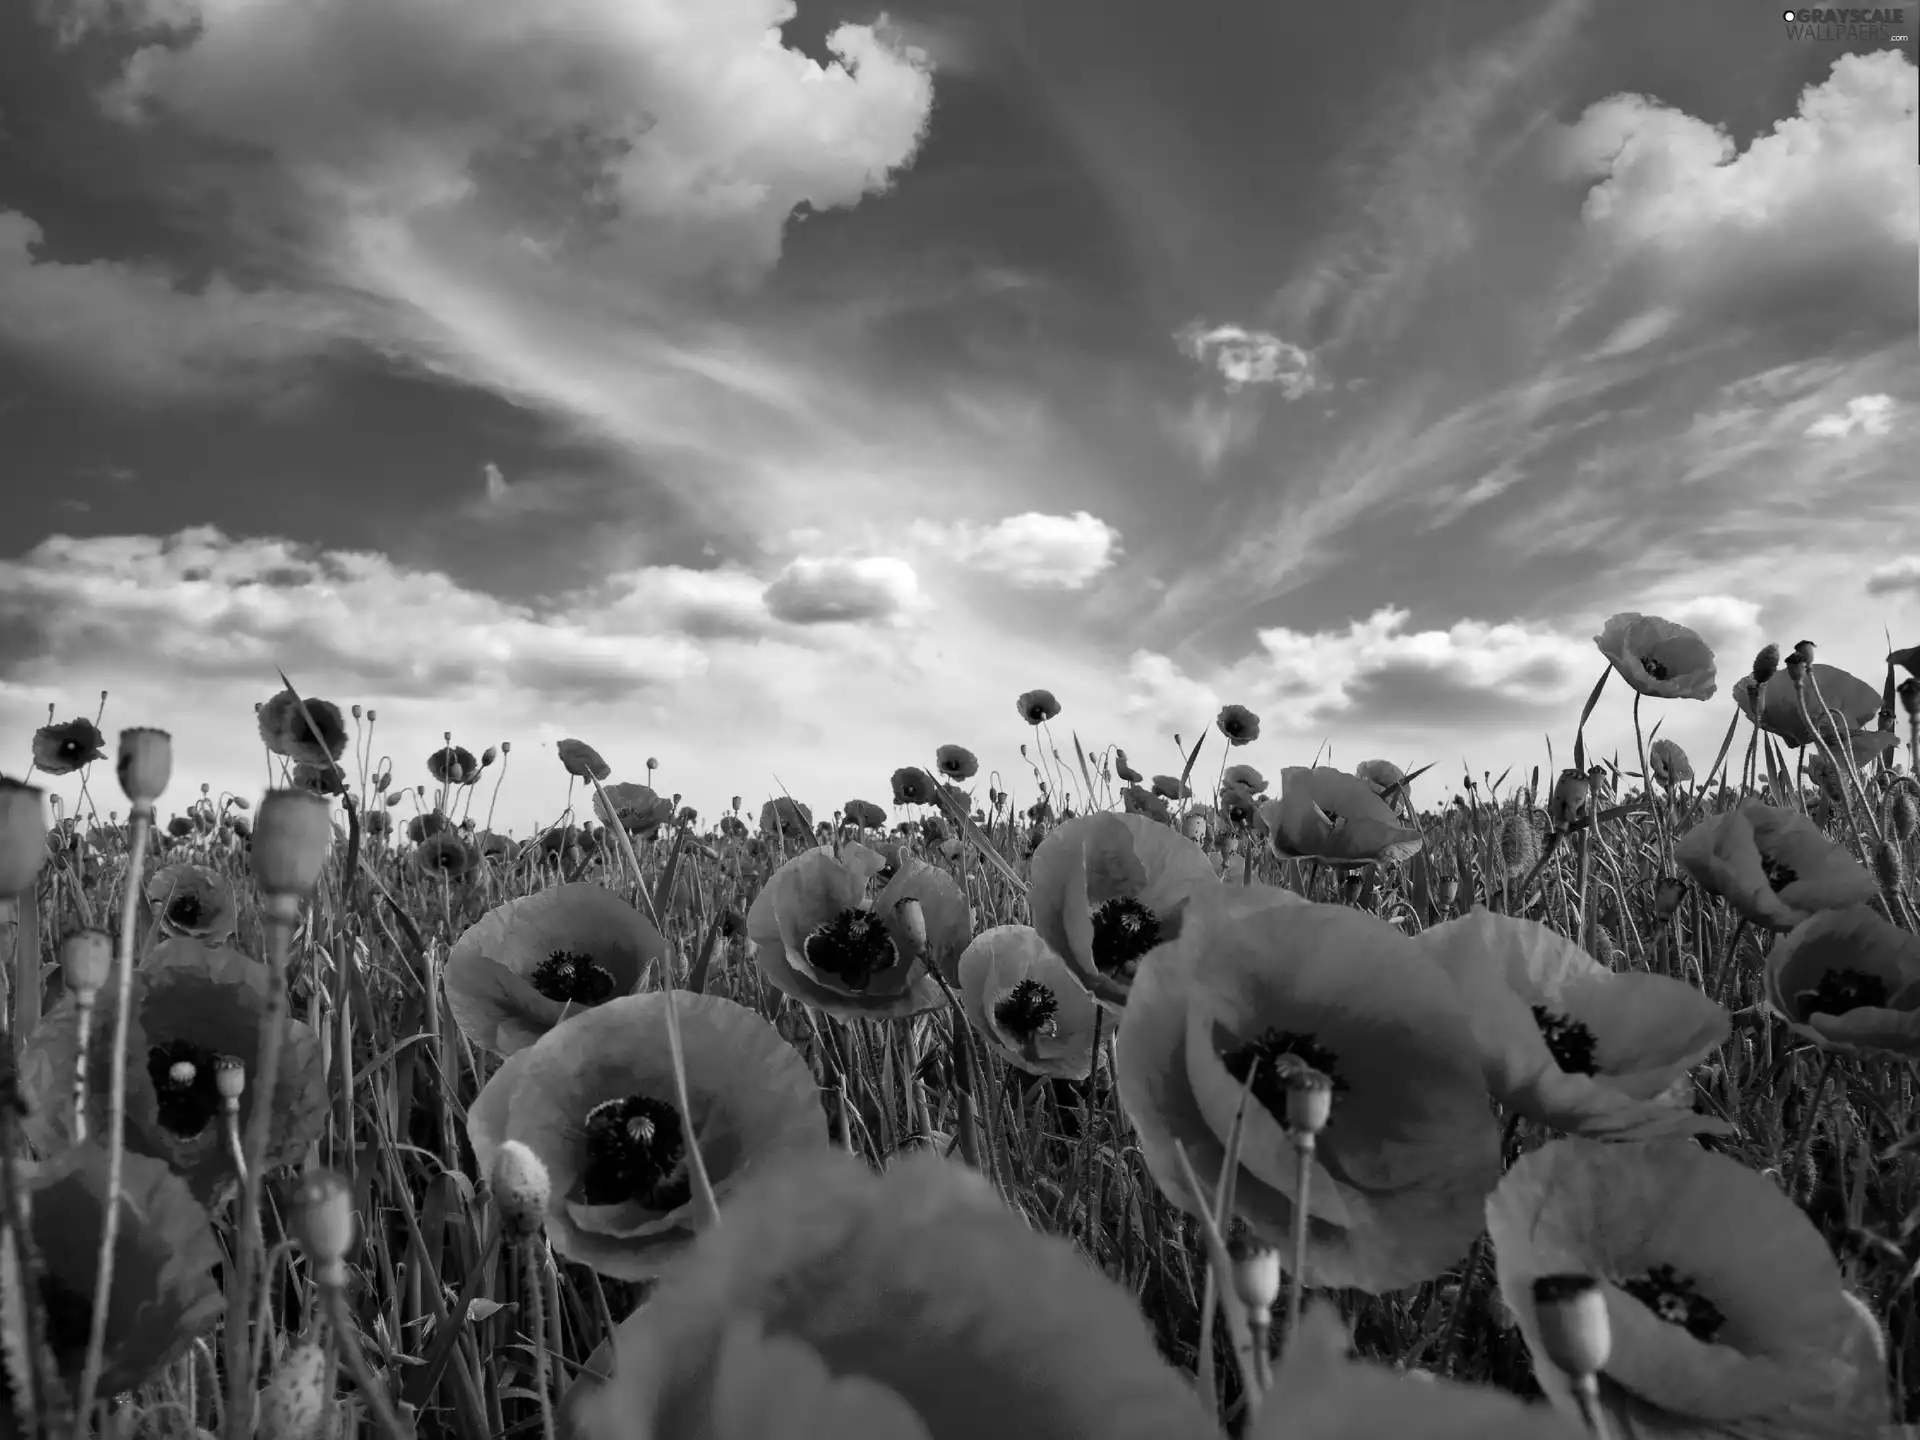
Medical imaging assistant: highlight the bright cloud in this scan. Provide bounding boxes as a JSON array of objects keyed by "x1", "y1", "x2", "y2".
[
  {"x1": 1175, "y1": 322, "x2": 1318, "y2": 397},
  {"x1": 1805, "y1": 393, "x2": 1895, "y2": 439},
  {"x1": 1866, "y1": 556, "x2": 1920, "y2": 596},
  {"x1": 920, "y1": 511, "x2": 1122, "y2": 590},
  {"x1": 762, "y1": 557, "x2": 920, "y2": 626}
]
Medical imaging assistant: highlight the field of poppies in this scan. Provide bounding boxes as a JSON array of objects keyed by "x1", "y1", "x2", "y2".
[{"x1": 0, "y1": 615, "x2": 1917, "y2": 1440}]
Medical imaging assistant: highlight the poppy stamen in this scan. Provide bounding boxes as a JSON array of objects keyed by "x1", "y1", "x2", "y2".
[
  {"x1": 530, "y1": 949, "x2": 618, "y2": 1006},
  {"x1": 993, "y1": 979, "x2": 1060, "y2": 1042},
  {"x1": 1531, "y1": 1005, "x2": 1600, "y2": 1075},
  {"x1": 1218, "y1": 1027, "x2": 1349, "y2": 1128},
  {"x1": 1639, "y1": 654, "x2": 1671, "y2": 681},
  {"x1": 1314, "y1": 805, "x2": 1345, "y2": 829},
  {"x1": 1793, "y1": 968, "x2": 1890, "y2": 1018},
  {"x1": 1759, "y1": 854, "x2": 1798, "y2": 892},
  {"x1": 167, "y1": 893, "x2": 206, "y2": 930},
  {"x1": 580, "y1": 1094, "x2": 693, "y2": 1211},
  {"x1": 147, "y1": 1038, "x2": 225, "y2": 1138},
  {"x1": 1089, "y1": 897, "x2": 1162, "y2": 980},
  {"x1": 1619, "y1": 1263, "x2": 1726, "y2": 1343},
  {"x1": 802, "y1": 909, "x2": 899, "y2": 992}
]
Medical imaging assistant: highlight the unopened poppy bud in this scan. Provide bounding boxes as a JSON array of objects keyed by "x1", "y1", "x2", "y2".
[
  {"x1": 1871, "y1": 840, "x2": 1904, "y2": 896},
  {"x1": 1530, "y1": 1273, "x2": 1611, "y2": 1377},
  {"x1": 365, "y1": 709, "x2": 377, "y2": 723},
  {"x1": 490, "y1": 1140, "x2": 551, "y2": 1241},
  {"x1": 0, "y1": 778, "x2": 50, "y2": 894},
  {"x1": 1284, "y1": 1065, "x2": 1334, "y2": 1136},
  {"x1": 61, "y1": 929, "x2": 113, "y2": 996},
  {"x1": 257, "y1": 1336, "x2": 330, "y2": 1440},
  {"x1": 351, "y1": 703, "x2": 362, "y2": 720},
  {"x1": 1182, "y1": 813, "x2": 1207, "y2": 844},
  {"x1": 1890, "y1": 787, "x2": 1919, "y2": 842},
  {"x1": 646, "y1": 757, "x2": 658, "y2": 771},
  {"x1": 215, "y1": 1054, "x2": 246, "y2": 1105},
  {"x1": 1752, "y1": 644, "x2": 1780, "y2": 684},
  {"x1": 1785, "y1": 649, "x2": 1807, "y2": 684},
  {"x1": 292, "y1": 1170, "x2": 357, "y2": 1287},
  {"x1": 115, "y1": 728, "x2": 172, "y2": 808},
  {"x1": 251, "y1": 789, "x2": 335, "y2": 898},
  {"x1": 1654, "y1": 876, "x2": 1686, "y2": 919},
  {"x1": 1548, "y1": 769, "x2": 1591, "y2": 833},
  {"x1": 1898, "y1": 678, "x2": 1920, "y2": 720},
  {"x1": 894, "y1": 896, "x2": 927, "y2": 957},
  {"x1": 1226, "y1": 1231, "x2": 1281, "y2": 1315},
  {"x1": 481, "y1": 746, "x2": 497, "y2": 767}
]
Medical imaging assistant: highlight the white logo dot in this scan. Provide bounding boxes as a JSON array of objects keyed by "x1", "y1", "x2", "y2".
[{"x1": 1782, "y1": 8, "x2": 1795, "y2": 18}]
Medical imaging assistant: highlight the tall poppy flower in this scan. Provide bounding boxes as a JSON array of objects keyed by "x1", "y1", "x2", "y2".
[
  {"x1": 1763, "y1": 904, "x2": 1920, "y2": 1060},
  {"x1": 427, "y1": 744, "x2": 479, "y2": 786},
  {"x1": 565, "y1": 1150, "x2": 1221, "y2": 1440},
  {"x1": 256, "y1": 689, "x2": 348, "y2": 767},
  {"x1": 1216, "y1": 704, "x2": 1261, "y2": 745},
  {"x1": 1675, "y1": 801, "x2": 1877, "y2": 930},
  {"x1": 467, "y1": 992, "x2": 827, "y2": 1280},
  {"x1": 1594, "y1": 614, "x2": 1718, "y2": 701},
  {"x1": 843, "y1": 798, "x2": 887, "y2": 830},
  {"x1": 1028, "y1": 812, "x2": 1220, "y2": 1011},
  {"x1": 745, "y1": 843, "x2": 958, "y2": 1020},
  {"x1": 1488, "y1": 1139, "x2": 1891, "y2": 1438},
  {"x1": 891, "y1": 767, "x2": 938, "y2": 806},
  {"x1": 596, "y1": 782, "x2": 675, "y2": 838},
  {"x1": 23, "y1": 937, "x2": 326, "y2": 1201},
  {"x1": 957, "y1": 926, "x2": 1098, "y2": 1082},
  {"x1": 446, "y1": 882, "x2": 666, "y2": 1055},
  {"x1": 1732, "y1": 664, "x2": 1879, "y2": 748},
  {"x1": 1016, "y1": 689, "x2": 1061, "y2": 725},
  {"x1": 1647, "y1": 737, "x2": 1694, "y2": 788},
  {"x1": 1260, "y1": 767, "x2": 1424, "y2": 867},
  {"x1": 1115, "y1": 884, "x2": 1502, "y2": 1292},
  {"x1": 31, "y1": 718, "x2": 106, "y2": 776},
  {"x1": 145, "y1": 863, "x2": 239, "y2": 945},
  {"x1": 1416, "y1": 910, "x2": 1731, "y2": 1140},
  {"x1": 936, "y1": 745, "x2": 980, "y2": 781},
  {"x1": 19, "y1": 1145, "x2": 224, "y2": 1396},
  {"x1": 759, "y1": 796, "x2": 814, "y2": 843}
]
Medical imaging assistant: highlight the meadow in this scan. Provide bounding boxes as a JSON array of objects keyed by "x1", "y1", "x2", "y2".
[{"x1": 0, "y1": 614, "x2": 1917, "y2": 1440}]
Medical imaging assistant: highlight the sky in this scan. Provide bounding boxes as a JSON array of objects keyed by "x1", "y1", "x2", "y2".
[{"x1": 0, "y1": 0, "x2": 1915, "y2": 835}]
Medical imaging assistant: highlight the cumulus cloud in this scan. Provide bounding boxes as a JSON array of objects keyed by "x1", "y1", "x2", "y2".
[
  {"x1": 1805, "y1": 393, "x2": 1895, "y2": 439},
  {"x1": 919, "y1": 511, "x2": 1121, "y2": 590},
  {"x1": 1175, "y1": 322, "x2": 1318, "y2": 397},
  {"x1": 1866, "y1": 556, "x2": 1920, "y2": 596},
  {"x1": 762, "y1": 556, "x2": 920, "y2": 625}
]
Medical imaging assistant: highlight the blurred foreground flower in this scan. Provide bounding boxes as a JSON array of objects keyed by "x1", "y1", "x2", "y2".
[
  {"x1": 144, "y1": 863, "x2": 238, "y2": 944},
  {"x1": 1764, "y1": 904, "x2": 1920, "y2": 1059},
  {"x1": 1260, "y1": 766, "x2": 1423, "y2": 867},
  {"x1": 467, "y1": 992, "x2": 825, "y2": 1279},
  {"x1": 256, "y1": 689, "x2": 348, "y2": 767},
  {"x1": 31, "y1": 717, "x2": 106, "y2": 776},
  {"x1": 1676, "y1": 800, "x2": 1877, "y2": 930},
  {"x1": 957, "y1": 926, "x2": 1098, "y2": 1081},
  {"x1": 1488, "y1": 1139, "x2": 1890, "y2": 1438},
  {"x1": 1115, "y1": 885, "x2": 1500, "y2": 1291},
  {"x1": 1732, "y1": 664, "x2": 1879, "y2": 748},
  {"x1": 446, "y1": 883, "x2": 667, "y2": 1055},
  {"x1": 566, "y1": 1150, "x2": 1220, "y2": 1440},
  {"x1": 1594, "y1": 614, "x2": 1717, "y2": 701}
]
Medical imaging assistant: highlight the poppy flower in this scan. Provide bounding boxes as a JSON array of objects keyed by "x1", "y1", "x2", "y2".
[
  {"x1": 957, "y1": 926, "x2": 1098, "y2": 1082},
  {"x1": 145, "y1": 863, "x2": 239, "y2": 945},
  {"x1": 427, "y1": 745, "x2": 478, "y2": 786},
  {"x1": 843, "y1": 798, "x2": 887, "y2": 829},
  {"x1": 1488, "y1": 1139, "x2": 1891, "y2": 1438},
  {"x1": 406, "y1": 811, "x2": 450, "y2": 845},
  {"x1": 1732, "y1": 664, "x2": 1879, "y2": 748},
  {"x1": 362, "y1": 808, "x2": 391, "y2": 838},
  {"x1": 1594, "y1": 614, "x2": 1718, "y2": 701},
  {"x1": 1216, "y1": 703, "x2": 1261, "y2": 745},
  {"x1": 256, "y1": 689, "x2": 348, "y2": 767},
  {"x1": 1028, "y1": 812, "x2": 1220, "y2": 1011},
  {"x1": 1121, "y1": 785, "x2": 1173, "y2": 824},
  {"x1": 446, "y1": 882, "x2": 667, "y2": 1055},
  {"x1": 597, "y1": 783, "x2": 676, "y2": 838},
  {"x1": 289, "y1": 761, "x2": 345, "y2": 796},
  {"x1": 564, "y1": 1150, "x2": 1221, "y2": 1440},
  {"x1": 32, "y1": 718, "x2": 107, "y2": 776},
  {"x1": 1260, "y1": 766, "x2": 1424, "y2": 867},
  {"x1": 758, "y1": 797, "x2": 814, "y2": 845},
  {"x1": 18, "y1": 1145, "x2": 224, "y2": 1396},
  {"x1": 415, "y1": 831, "x2": 478, "y2": 879},
  {"x1": 1763, "y1": 904, "x2": 1920, "y2": 1059},
  {"x1": 1416, "y1": 910, "x2": 1731, "y2": 1140},
  {"x1": 1016, "y1": 689, "x2": 1061, "y2": 726},
  {"x1": 1223, "y1": 763, "x2": 1268, "y2": 795},
  {"x1": 1352, "y1": 757, "x2": 1408, "y2": 799},
  {"x1": 1114, "y1": 749, "x2": 1143, "y2": 784},
  {"x1": 466, "y1": 992, "x2": 827, "y2": 1280},
  {"x1": 22, "y1": 937, "x2": 326, "y2": 1202},
  {"x1": 745, "y1": 843, "x2": 962, "y2": 1020},
  {"x1": 1149, "y1": 774, "x2": 1191, "y2": 801},
  {"x1": 558, "y1": 738, "x2": 612, "y2": 781},
  {"x1": 1647, "y1": 738, "x2": 1693, "y2": 788},
  {"x1": 1675, "y1": 801, "x2": 1877, "y2": 931},
  {"x1": 936, "y1": 745, "x2": 980, "y2": 781},
  {"x1": 717, "y1": 815, "x2": 748, "y2": 840},
  {"x1": 891, "y1": 767, "x2": 939, "y2": 806},
  {"x1": 1218, "y1": 782, "x2": 1262, "y2": 827},
  {"x1": 1114, "y1": 885, "x2": 1501, "y2": 1292}
]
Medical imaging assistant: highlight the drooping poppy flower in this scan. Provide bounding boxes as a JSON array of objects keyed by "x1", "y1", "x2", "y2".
[
  {"x1": 1223, "y1": 763, "x2": 1268, "y2": 795},
  {"x1": 565, "y1": 1150, "x2": 1221, "y2": 1440},
  {"x1": 256, "y1": 689, "x2": 348, "y2": 767},
  {"x1": 1114, "y1": 885, "x2": 1501, "y2": 1292},
  {"x1": 936, "y1": 745, "x2": 980, "y2": 781},
  {"x1": 1488, "y1": 1139, "x2": 1891, "y2": 1438},
  {"x1": 843, "y1": 798, "x2": 887, "y2": 829},
  {"x1": 427, "y1": 744, "x2": 479, "y2": 786},
  {"x1": 145, "y1": 863, "x2": 238, "y2": 945},
  {"x1": 759, "y1": 797, "x2": 814, "y2": 844},
  {"x1": 1647, "y1": 737, "x2": 1694, "y2": 788},
  {"x1": 446, "y1": 882, "x2": 667, "y2": 1055},
  {"x1": 597, "y1": 783, "x2": 676, "y2": 838},
  {"x1": 1015, "y1": 689, "x2": 1061, "y2": 725},
  {"x1": 745, "y1": 843, "x2": 960, "y2": 1020},
  {"x1": 1352, "y1": 757, "x2": 1408, "y2": 801},
  {"x1": 957, "y1": 926, "x2": 1098, "y2": 1082},
  {"x1": 1149, "y1": 774, "x2": 1191, "y2": 801},
  {"x1": 891, "y1": 767, "x2": 938, "y2": 806},
  {"x1": 1216, "y1": 704, "x2": 1261, "y2": 745},
  {"x1": 1675, "y1": 800, "x2": 1877, "y2": 931},
  {"x1": 1594, "y1": 614, "x2": 1718, "y2": 701},
  {"x1": 1121, "y1": 785, "x2": 1172, "y2": 824},
  {"x1": 1114, "y1": 749, "x2": 1143, "y2": 784},
  {"x1": 31, "y1": 718, "x2": 107, "y2": 776},
  {"x1": 1732, "y1": 664, "x2": 1879, "y2": 748},
  {"x1": 1028, "y1": 811, "x2": 1220, "y2": 1011},
  {"x1": 22, "y1": 937, "x2": 326, "y2": 1201},
  {"x1": 1416, "y1": 910, "x2": 1730, "y2": 1140},
  {"x1": 1260, "y1": 766, "x2": 1424, "y2": 867},
  {"x1": 1763, "y1": 904, "x2": 1920, "y2": 1059},
  {"x1": 557, "y1": 738, "x2": 612, "y2": 781},
  {"x1": 18, "y1": 1145, "x2": 224, "y2": 1396},
  {"x1": 467, "y1": 992, "x2": 827, "y2": 1280}
]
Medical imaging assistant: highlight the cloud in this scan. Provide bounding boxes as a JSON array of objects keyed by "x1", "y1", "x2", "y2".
[
  {"x1": 1866, "y1": 556, "x2": 1920, "y2": 596},
  {"x1": 1805, "y1": 393, "x2": 1895, "y2": 439},
  {"x1": 1158, "y1": 396, "x2": 1262, "y2": 475},
  {"x1": 482, "y1": 462, "x2": 509, "y2": 501},
  {"x1": 1175, "y1": 322, "x2": 1319, "y2": 397},
  {"x1": 761, "y1": 556, "x2": 920, "y2": 625},
  {"x1": 920, "y1": 511, "x2": 1122, "y2": 590}
]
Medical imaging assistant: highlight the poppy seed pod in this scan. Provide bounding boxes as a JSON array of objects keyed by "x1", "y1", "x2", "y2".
[
  {"x1": 1284, "y1": 1065, "x2": 1335, "y2": 1136},
  {"x1": 1548, "y1": 770, "x2": 1591, "y2": 833},
  {"x1": 292, "y1": 1170, "x2": 357, "y2": 1287},
  {"x1": 1530, "y1": 1273, "x2": 1611, "y2": 1377},
  {"x1": 215, "y1": 1055, "x2": 245, "y2": 1105},
  {"x1": 116, "y1": 728, "x2": 172, "y2": 808},
  {"x1": 1227, "y1": 1231, "x2": 1281, "y2": 1313},
  {"x1": 0, "y1": 777, "x2": 50, "y2": 894},
  {"x1": 257, "y1": 1337, "x2": 330, "y2": 1440},
  {"x1": 251, "y1": 789, "x2": 335, "y2": 898},
  {"x1": 61, "y1": 928, "x2": 114, "y2": 996}
]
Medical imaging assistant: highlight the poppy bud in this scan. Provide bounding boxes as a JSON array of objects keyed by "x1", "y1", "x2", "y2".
[
  {"x1": 114, "y1": 727, "x2": 172, "y2": 809},
  {"x1": 894, "y1": 896, "x2": 928, "y2": 958},
  {"x1": 1433, "y1": 875, "x2": 1457, "y2": 910},
  {"x1": 730, "y1": 795, "x2": 742, "y2": 813},
  {"x1": 0, "y1": 778, "x2": 50, "y2": 894},
  {"x1": 490, "y1": 1140, "x2": 551, "y2": 1241},
  {"x1": 1530, "y1": 1273, "x2": 1611, "y2": 1377},
  {"x1": 291, "y1": 1170, "x2": 357, "y2": 1288},
  {"x1": 258, "y1": 1336, "x2": 330, "y2": 1440},
  {"x1": 1899, "y1": 678, "x2": 1920, "y2": 719},
  {"x1": 1654, "y1": 876, "x2": 1686, "y2": 919},
  {"x1": 482, "y1": 746, "x2": 497, "y2": 767},
  {"x1": 1890, "y1": 787, "x2": 1919, "y2": 842},
  {"x1": 351, "y1": 703, "x2": 363, "y2": 720},
  {"x1": 1751, "y1": 644, "x2": 1779, "y2": 684},
  {"x1": 1284, "y1": 1066, "x2": 1334, "y2": 1137},
  {"x1": 1871, "y1": 840, "x2": 1904, "y2": 897},
  {"x1": 646, "y1": 757, "x2": 658, "y2": 772},
  {"x1": 1224, "y1": 836, "x2": 1242, "y2": 857},
  {"x1": 1784, "y1": 648, "x2": 1807, "y2": 684},
  {"x1": 251, "y1": 789, "x2": 335, "y2": 899},
  {"x1": 1226, "y1": 1230, "x2": 1281, "y2": 1315},
  {"x1": 215, "y1": 1054, "x2": 246, "y2": 1105},
  {"x1": 366, "y1": 709, "x2": 377, "y2": 723},
  {"x1": 1548, "y1": 769, "x2": 1591, "y2": 834},
  {"x1": 1182, "y1": 813, "x2": 1207, "y2": 844},
  {"x1": 61, "y1": 928, "x2": 113, "y2": 997}
]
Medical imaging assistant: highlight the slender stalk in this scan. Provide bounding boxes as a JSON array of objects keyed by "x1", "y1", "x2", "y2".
[
  {"x1": 322, "y1": 1283, "x2": 414, "y2": 1440},
  {"x1": 522, "y1": 1242, "x2": 557, "y2": 1440},
  {"x1": 1786, "y1": 1051, "x2": 1838, "y2": 1203}
]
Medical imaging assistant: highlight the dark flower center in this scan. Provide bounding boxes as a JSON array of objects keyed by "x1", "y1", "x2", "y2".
[
  {"x1": 39, "y1": 1273, "x2": 96, "y2": 1358},
  {"x1": 1316, "y1": 806, "x2": 1343, "y2": 827},
  {"x1": 147, "y1": 1038, "x2": 224, "y2": 1138},
  {"x1": 580, "y1": 1095, "x2": 692, "y2": 1211},
  {"x1": 1089, "y1": 897, "x2": 1161, "y2": 980},
  {"x1": 803, "y1": 909, "x2": 898, "y2": 992},
  {"x1": 1759, "y1": 853, "x2": 1797, "y2": 892},
  {"x1": 1639, "y1": 654, "x2": 1670, "y2": 681},
  {"x1": 992, "y1": 980, "x2": 1059, "y2": 1042},
  {"x1": 1619, "y1": 1264, "x2": 1725, "y2": 1343},
  {"x1": 167, "y1": 893, "x2": 206, "y2": 929},
  {"x1": 1532, "y1": 1006, "x2": 1600, "y2": 1074},
  {"x1": 1793, "y1": 968, "x2": 1890, "y2": 1018},
  {"x1": 1219, "y1": 1028, "x2": 1349, "y2": 1127},
  {"x1": 530, "y1": 949, "x2": 617, "y2": 1006}
]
